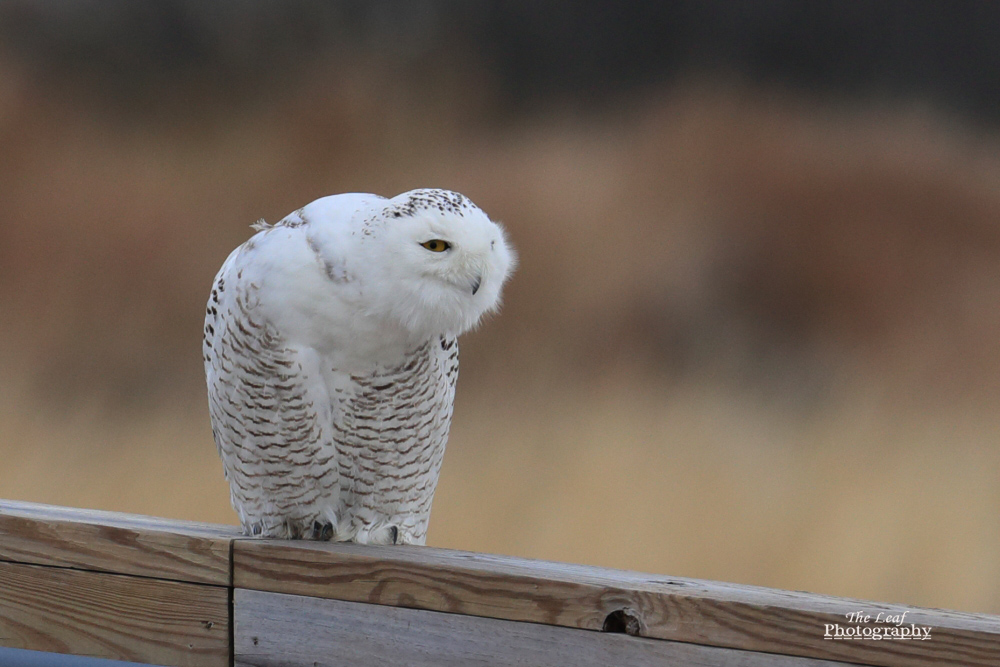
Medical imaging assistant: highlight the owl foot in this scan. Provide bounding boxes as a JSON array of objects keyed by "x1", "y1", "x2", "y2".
[
  {"x1": 285, "y1": 519, "x2": 307, "y2": 540},
  {"x1": 368, "y1": 523, "x2": 401, "y2": 545},
  {"x1": 243, "y1": 512, "x2": 338, "y2": 540},
  {"x1": 244, "y1": 520, "x2": 291, "y2": 538}
]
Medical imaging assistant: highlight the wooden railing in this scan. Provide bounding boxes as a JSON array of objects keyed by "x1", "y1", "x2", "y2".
[{"x1": 0, "y1": 499, "x2": 997, "y2": 666}]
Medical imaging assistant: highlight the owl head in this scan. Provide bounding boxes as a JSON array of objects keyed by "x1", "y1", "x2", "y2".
[{"x1": 354, "y1": 189, "x2": 516, "y2": 341}]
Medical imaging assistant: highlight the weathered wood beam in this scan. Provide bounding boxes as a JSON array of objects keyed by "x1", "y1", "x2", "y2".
[
  {"x1": 233, "y1": 539, "x2": 1000, "y2": 667},
  {"x1": 0, "y1": 560, "x2": 229, "y2": 667},
  {"x1": 234, "y1": 588, "x2": 859, "y2": 667},
  {"x1": 2, "y1": 499, "x2": 1000, "y2": 667},
  {"x1": 0, "y1": 501, "x2": 236, "y2": 666},
  {"x1": 0, "y1": 500, "x2": 238, "y2": 586}
]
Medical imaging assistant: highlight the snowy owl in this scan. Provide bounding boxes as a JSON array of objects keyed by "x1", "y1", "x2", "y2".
[{"x1": 203, "y1": 189, "x2": 514, "y2": 544}]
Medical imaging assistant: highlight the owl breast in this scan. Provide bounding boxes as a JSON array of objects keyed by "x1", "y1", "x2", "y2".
[{"x1": 330, "y1": 336, "x2": 459, "y2": 545}]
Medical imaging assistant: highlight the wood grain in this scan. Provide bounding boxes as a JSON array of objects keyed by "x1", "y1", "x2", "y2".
[
  {"x1": 234, "y1": 588, "x2": 860, "y2": 667},
  {"x1": 0, "y1": 560, "x2": 229, "y2": 667},
  {"x1": 0, "y1": 500, "x2": 239, "y2": 585},
  {"x1": 233, "y1": 539, "x2": 1000, "y2": 667}
]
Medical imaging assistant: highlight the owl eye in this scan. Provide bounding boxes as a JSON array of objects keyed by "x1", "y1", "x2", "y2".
[{"x1": 420, "y1": 239, "x2": 451, "y2": 252}]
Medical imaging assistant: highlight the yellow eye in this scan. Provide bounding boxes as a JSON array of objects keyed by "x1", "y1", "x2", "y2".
[{"x1": 420, "y1": 239, "x2": 451, "y2": 252}]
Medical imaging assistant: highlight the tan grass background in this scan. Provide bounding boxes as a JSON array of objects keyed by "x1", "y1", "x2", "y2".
[{"x1": 3, "y1": 53, "x2": 1000, "y2": 613}]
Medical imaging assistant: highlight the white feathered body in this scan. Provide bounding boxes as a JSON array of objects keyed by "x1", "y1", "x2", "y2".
[{"x1": 203, "y1": 191, "x2": 513, "y2": 544}]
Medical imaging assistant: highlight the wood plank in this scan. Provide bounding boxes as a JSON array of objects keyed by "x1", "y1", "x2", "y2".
[
  {"x1": 234, "y1": 588, "x2": 861, "y2": 667},
  {"x1": 0, "y1": 561, "x2": 229, "y2": 667},
  {"x1": 233, "y1": 539, "x2": 1000, "y2": 667},
  {"x1": 0, "y1": 500, "x2": 239, "y2": 585}
]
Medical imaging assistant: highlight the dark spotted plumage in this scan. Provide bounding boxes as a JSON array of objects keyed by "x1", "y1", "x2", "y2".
[{"x1": 386, "y1": 189, "x2": 474, "y2": 219}]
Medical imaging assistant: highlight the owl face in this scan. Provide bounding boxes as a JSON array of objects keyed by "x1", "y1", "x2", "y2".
[{"x1": 364, "y1": 193, "x2": 516, "y2": 340}]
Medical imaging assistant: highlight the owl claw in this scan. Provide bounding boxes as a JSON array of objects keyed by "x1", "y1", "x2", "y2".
[
  {"x1": 389, "y1": 525, "x2": 399, "y2": 544},
  {"x1": 313, "y1": 520, "x2": 335, "y2": 541},
  {"x1": 286, "y1": 520, "x2": 304, "y2": 540}
]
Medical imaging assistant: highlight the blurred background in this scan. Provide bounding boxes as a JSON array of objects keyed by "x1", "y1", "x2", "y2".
[{"x1": 2, "y1": 0, "x2": 1000, "y2": 613}]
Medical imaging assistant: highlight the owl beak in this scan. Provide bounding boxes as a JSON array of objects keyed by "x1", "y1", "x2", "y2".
[{"x1": 471, "y1": 274, "x2": 482, "y2": 295}]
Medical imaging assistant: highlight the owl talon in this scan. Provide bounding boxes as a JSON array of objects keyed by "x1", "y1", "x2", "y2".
[
  {"x1": 313, "y1": 520, "x2": 334, "y2": 541},
  {"x1": 389, "y1": 526, "x2": 399, "y2": 544},
  {"x1": 286, "y1": 520, "x2": 304, "y2": 540}
]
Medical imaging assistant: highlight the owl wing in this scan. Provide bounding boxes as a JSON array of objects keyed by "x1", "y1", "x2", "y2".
[{"x1": 203, "y1": 246, "x2": 339, "y2": 538}]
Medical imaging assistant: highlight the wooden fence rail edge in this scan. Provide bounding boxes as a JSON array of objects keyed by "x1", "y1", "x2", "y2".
[{"x1": 0, "y1": 499, "x2": 996, "y2": 667}]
